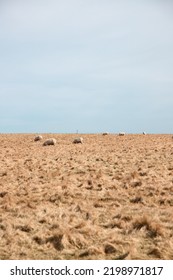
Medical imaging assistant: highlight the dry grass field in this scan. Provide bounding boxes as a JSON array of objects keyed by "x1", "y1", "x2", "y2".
[{"x1": 0, "y1": 133, "x2": 173, "y2": 260}]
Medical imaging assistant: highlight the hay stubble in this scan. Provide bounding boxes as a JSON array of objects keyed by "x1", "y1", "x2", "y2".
[{"x1": 0, "y1": 133, "x2": 173, "y2": 259}]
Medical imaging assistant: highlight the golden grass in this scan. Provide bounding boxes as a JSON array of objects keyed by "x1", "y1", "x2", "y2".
[{"x1": 0, "y1": 133, "x2": 173, "y2": 259}]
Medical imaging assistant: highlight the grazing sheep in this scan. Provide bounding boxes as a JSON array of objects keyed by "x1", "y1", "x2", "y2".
[
  {"x1": 43, "y1": 138, "x2": 56, "y2": 146},
  {"x1": 34, "y1": 135, "x2": 43, "y2": 141},
  {"x1": 73, "y1": 137, "x2": 83, "y2": 144},
  {"x1": 119, "y1": 132, "x2": 125, "y2": 136},
  {"x1": 102, "y1": 132, "x2": 109, "y2": 136},
  {"x1": 143, "y1": 132, "x2": 147, "y2": 135}
]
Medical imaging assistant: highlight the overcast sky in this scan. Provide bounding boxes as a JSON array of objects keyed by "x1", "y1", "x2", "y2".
[{"x1": 0, "y1": 0, "x2": 173, "y2": 133}]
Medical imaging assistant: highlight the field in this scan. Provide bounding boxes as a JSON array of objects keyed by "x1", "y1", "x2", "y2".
[{"x1": 0, "y1": 133, "x2": 173, "y2": 260}]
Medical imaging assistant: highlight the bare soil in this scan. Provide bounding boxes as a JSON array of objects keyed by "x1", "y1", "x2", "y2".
[{"x1": 0, "y1": 133, "x2": 173, "y2": 260}]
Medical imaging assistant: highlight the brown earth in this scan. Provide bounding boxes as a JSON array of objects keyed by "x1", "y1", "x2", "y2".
[{"x1": 0, "y1": 133, "x2": 173, "y2": 260}]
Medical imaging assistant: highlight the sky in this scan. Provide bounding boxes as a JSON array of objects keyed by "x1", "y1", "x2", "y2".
[{"x1": 0, "y1": 0, "x2": 173, "y2": 133}]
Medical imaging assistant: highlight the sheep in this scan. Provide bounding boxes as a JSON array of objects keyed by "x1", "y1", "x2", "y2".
[
  {"x1": 43, "y1": 138, "x2": 56, "y2": 146},
  {"x1": 102, "y1": 132, "x2": 109, "y2": 136},
  {"x1": 142, "y1": 132, "x2": 147, "y2": 135},
  {"x1": 118, "y1": 132, "x2": 125, "y2": 136},
  {"x1": 73, "y1": 137, "x2": 83, "y2": 144},
  {"x1": 34, "y1": 135, "x2": 43, "y2": 141}
]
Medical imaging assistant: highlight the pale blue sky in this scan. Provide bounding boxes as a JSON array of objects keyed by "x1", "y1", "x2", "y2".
[{"x1": 0, "y1": 0, "x2": 173, "y2": 133}]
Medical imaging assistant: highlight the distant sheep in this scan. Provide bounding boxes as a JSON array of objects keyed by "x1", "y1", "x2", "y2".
[
  {"x1": 73, "y1": 137, "x2": 83, "y2": 144},
  {"x1": 43, "y1": 138, "x2": 56, "y2": 146},
  {"x1": 102, "y1": 132, "x2": 109, "y2": 136},
  {"x1": 143, "y1": 132, "x2": 147, "y2": 135},
  {"x1": 118, "y1": 132, "x2": 125, "y2": 136},
  {"x1": 34, "y1": 135, "x2": 43, "y2": 141}
]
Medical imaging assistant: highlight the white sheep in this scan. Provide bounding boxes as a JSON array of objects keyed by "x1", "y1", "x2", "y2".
[
  {"x1": 118, "y1": 132, "x2": 125, "y2": 136},
  {"x1": 102, "y1": 132, "x2": 109, "y2": 136},
  {"x1": 43, "y1": 138, "x2": 56, "y2": 146},
  {"x1": 34, "y1": 135, "x2": 43, "y2": 141},
  {"x1": 142, "y1": 132, "x2": 147, "y2": 135},
  {"x1": 73, "y1": 137, "x2": 83, "y2": 144}
]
